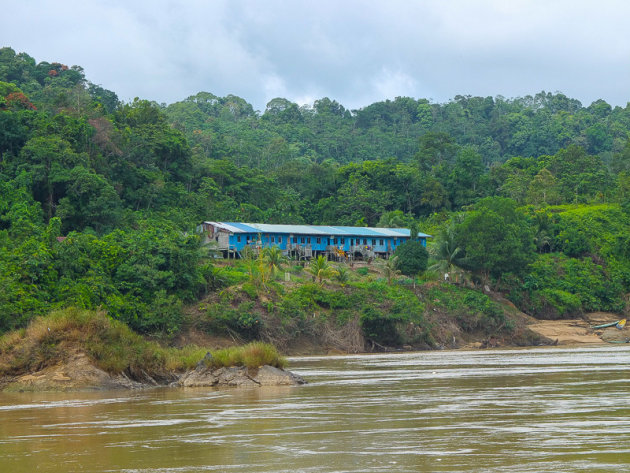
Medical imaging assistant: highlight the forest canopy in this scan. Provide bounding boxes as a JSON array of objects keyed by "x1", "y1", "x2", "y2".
[{"x1": 1, "y1": 46, "x2": 629, "y2": 337}]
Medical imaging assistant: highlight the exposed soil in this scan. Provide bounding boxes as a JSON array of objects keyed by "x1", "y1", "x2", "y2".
[
  {"x1": 527, "y1": 312, "x2": 628, "y2": 345},
  {"x1": 0, "y1": 351, "x2": 149, "y2": 392}
]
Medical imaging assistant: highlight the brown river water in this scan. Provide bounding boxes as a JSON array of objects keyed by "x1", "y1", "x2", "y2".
[{"x1": 1, "y1": 346, "x2": 629, "y2": 472}]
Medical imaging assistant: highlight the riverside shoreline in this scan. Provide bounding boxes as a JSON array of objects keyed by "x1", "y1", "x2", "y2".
[
  {"x1": 0, "y1": 353, "x2": 305, "y2": 392},
  {"x1": 1, "y1": 310, "x2": 625, "y2": 392}
]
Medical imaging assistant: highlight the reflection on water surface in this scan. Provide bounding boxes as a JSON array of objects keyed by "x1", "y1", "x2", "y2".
[{"x1": 1, "y1": 346, "x2": 629, "y2": 472}]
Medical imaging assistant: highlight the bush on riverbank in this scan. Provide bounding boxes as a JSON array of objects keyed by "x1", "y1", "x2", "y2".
[
  {"x1": 193, "y1": 276, "x2": 434, "y2": 352},
  {"x1": 510, "y1": 253, "x2": 625, "y2": 319},
  {"x1": 420, "y1": 283, "x2": 512, "y2": 335}
]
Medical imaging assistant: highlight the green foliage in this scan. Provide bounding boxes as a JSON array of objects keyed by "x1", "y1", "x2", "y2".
[
  {"x1": 2, "y1": 47, "x2": 630, "y2": 351},
  {"x1": 519, "y1": 253, "x2": 625, "y2": 318},
  {"x1": 428, "y1": 223, "x2": 468, "y2": 282},
  {"x1": 286, "y1": 284, "x2": 353, "y2": 311},
  {"x1": 262, "y1": 245, "x2": 287, "y2": 276},
  {"x1": 356, "y1": 281, "x2": 430, "y2": 346},
  {"x1": 333, "y1": 266, "x2": 351, "y2": 286},
  {"x1": 251, "y1": 278, "x2": 432, "y2": 348},
  {"x1": 456, "y1": 197, "x2": 535, "y2": 278},
  {"x1": 307, "y1": 255, "x2": 339, "y2": 284},
  {"x1": 0, "y1": 216, "x2": 208, "y2": 335},
  {"x1": 529, "y1": 289, "x2": 582, "y2": 320},
  {"x1": 423, "y1": 283, "x2": 510, "y2": 334},
  {"x1": 498, "y1": 203, "x2": 630, "y2": 318},
  {"x1": 393, "y1": 240, "x2": 428, "y2": 276},
  {"x1": 203, "y1": 301, "x2": 262, "y2": 339},
  {"x1": 379, "y1": 255, "x2": 402, "y2": 284}
]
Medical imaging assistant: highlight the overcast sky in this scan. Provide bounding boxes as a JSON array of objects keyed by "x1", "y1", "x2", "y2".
[{"x1": 3, "y1": 0, "x2": 630, "y2": 112}]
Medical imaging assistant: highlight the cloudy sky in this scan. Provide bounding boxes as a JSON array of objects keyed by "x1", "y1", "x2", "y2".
[{"x1": 3, "y1": 0, "x2": 630, "y2": 111}]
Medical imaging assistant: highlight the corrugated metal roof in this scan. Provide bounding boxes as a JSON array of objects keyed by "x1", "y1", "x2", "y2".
[
  {"x1": 225, "y1": 222, "x2": 257, "y2": 233},
  {"x1": 206, "y1": 222, "x2": 431, "y2": 238},
  {"x1": 370, "y1": 227, "x2": 432, "y2": 238},
  {"x1": 244, "y1": 223, "x2": 331, "y2": 235},
  {"x1": 331, "y1": 226, "x2": 388, "y2": 237},
  {"x1": 310, "y1": 226, "x2": 354, "y2": 236},
  {"x1": 204, "y1": 222, "x2": 248, "y2": 233}
]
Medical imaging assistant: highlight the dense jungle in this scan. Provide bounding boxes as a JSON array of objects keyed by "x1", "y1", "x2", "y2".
[{"x1": 1, "y1": 47, "x2": 629, "y2": 354}]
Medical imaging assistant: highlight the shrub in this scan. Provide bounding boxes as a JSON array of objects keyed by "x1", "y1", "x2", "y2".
[
  {"x1": 360, "y1": 306, "x2": 401, "y2": 346},
  {"x1": 529, "y1": 289, "x2": 582, "y2": 319},
  {"x1": 393, "y1": 240, "x2": 429, "y2": 276},
  {"x1": 241, "y1": 282, "x2": 258, "y2": 299},
  {"x1": 203, "y1": 301, "x2": 262, "y2": 339},
  {"x1": 423, "y1": 283, "x2": 510, "y2": 335},
  {"x1": 519, "y1": 253, "x2": 625, "y2": 317}
]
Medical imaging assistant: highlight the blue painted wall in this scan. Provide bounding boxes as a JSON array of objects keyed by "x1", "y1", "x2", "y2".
[{"x1": 226, "y1": 232, "x2": 425, "y2": 253}]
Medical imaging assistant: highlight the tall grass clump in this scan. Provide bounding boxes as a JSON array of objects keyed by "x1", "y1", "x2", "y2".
[{"x1": 209, "y1": 342, "x2": 286, "y2": 369}]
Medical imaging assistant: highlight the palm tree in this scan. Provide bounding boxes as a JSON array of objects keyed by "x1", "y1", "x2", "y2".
[
  {"x1": 534, "y1": 229, "x2": 553, "y2": 253},
  {"x1": 263, "y1": 246, "x2": 287, "y2": 277},
  {"x1": 428, "y1": 225, "x2": 468, "y2": 283},
  {"x1": 379, "y1": 255, "x2": 402, "y2": 285},
  {"x1": 308, "y1": 255, "x2": 339, "y2": 285},
  {"x1": 240, "y1": 246, "x2": 270, "y2": 288},
  {"x1": 333, "y1": 266, "x2": 350, "y2": 286}
]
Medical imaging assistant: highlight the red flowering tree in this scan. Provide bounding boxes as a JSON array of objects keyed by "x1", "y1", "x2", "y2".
[{"x1": 4, "y1": 92, "x2": 36, "y2": 110}]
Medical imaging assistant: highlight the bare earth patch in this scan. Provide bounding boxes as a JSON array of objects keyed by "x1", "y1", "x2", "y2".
[
  {"x1": 3, "y1": 352, "x2": 145, "y2": 392},
  {"x1": 527, "y1": 312, "x2": 627, "y2": 345}
]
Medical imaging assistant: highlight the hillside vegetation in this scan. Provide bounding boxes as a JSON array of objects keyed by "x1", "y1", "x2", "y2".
[{"x1": 0, "y1": 47, "x2": 628, "y2": 353}]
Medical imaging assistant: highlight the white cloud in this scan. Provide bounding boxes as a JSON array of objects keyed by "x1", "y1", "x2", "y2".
[
  {"x1": 371, "y1": 69, "x2": 418, "y2": 102},
  {"x1": 2, "y1": 0, "x2": 630, "y2": 109}
]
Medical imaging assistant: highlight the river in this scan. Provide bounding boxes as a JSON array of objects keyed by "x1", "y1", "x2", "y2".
[{"x1": 1, "y1": 346, "x2": 629, "y2": 472}]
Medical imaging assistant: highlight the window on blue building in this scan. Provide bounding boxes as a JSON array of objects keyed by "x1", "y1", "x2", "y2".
[
  {"x1": 278, "y1": 236, "x2": 282, "y2": 243},
  {"x1": 380, "y1": 239, "x2": 384, "y2": 245},
  {"x1": 271, "y1": 236, "x2": 275, "y2": 243},
  {"x1": 237, "y1": 236, "x2": 241, "y2": 243},
  {"x1": 316, "y1": 237, "x2": 321, "y2": 244}
]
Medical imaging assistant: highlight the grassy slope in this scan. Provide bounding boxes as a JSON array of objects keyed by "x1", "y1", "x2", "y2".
[
  {"x1": 0, "y1": 308, "x2": 286, "y2": 382},
  {"x1": 0, "y1": 261, "x2": 551, "y2": 385}
]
